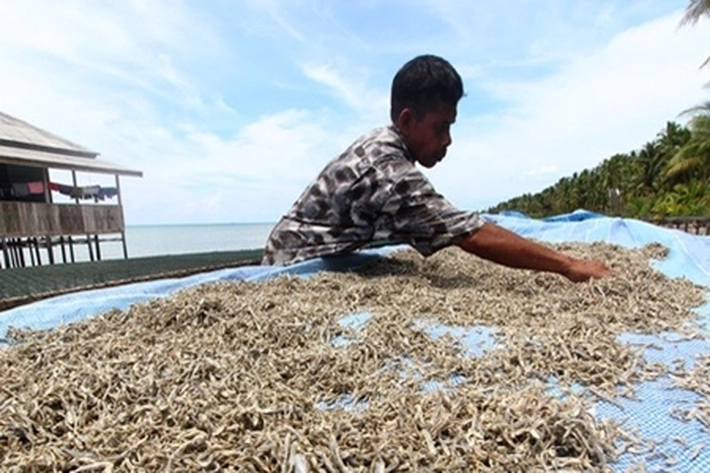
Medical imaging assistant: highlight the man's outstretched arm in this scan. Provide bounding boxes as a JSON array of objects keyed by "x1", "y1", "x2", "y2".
[{"x1": 457, "y1": 222, "x2": 611, "y2": 282}]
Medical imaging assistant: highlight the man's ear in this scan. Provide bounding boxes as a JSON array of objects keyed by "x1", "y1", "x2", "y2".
[{"x1": 395, "y1": 107, "x2": 416, "y2": 133}]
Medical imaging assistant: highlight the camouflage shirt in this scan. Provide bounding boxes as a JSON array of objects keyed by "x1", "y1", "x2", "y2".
[{"x1": 262, "y1": 125, "x2": 484, "y2": 265}]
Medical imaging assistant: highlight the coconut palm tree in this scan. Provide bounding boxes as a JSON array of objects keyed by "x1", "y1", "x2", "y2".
[
  {"x1": 681, "y1": 100, "x2": 710, "y2": 116},
  {"x1": 666, "y1": 115, "x2": 710, "y2": 181},
  {"x1": 636, "y1": 142, "x2": 663, "y2": 193},
  {"x1": 681, "y1": 0, "x2": 710, "y2": 67},
  {"x1": 681, "y1": 0, "x2": 710, "y2": 26},
  {"x1": 657, "y1": 122, "x2": 691, "y2": 153}
]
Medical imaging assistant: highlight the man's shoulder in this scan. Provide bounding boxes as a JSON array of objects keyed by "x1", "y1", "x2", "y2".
[
  {"x1": 334, "y1": 125, "x2": 411, "y2": 168},
  {"x1": 356, "y1": 125, "x2": 406, "y2": 152},
  {"x1": 308, "y1": 125, "x2": 415, "y2": 189}
]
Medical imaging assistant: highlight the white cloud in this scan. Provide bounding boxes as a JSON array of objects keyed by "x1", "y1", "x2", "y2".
[
  {"x1": 427, "y1": 10, "x2": 710, "y2": 211},
  {"x1": 95, "y1": 107, "x2": 362, "y2": 224},
  {"x1": 241, "y1": 0, "x2": 307, "y2": 42},
  {"x1": 1, "y1": 1, "x2": 708, "y2": 226},
  {"x1": 302, "y1": 64, "x2": 389, "y2": 119}
]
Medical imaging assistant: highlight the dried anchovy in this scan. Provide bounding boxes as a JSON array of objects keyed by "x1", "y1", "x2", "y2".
[
  {"x1": 0, "y1": 242, "x2": 705, "y2": 471},
  {"x1": 669, "y1": 353, "x2": 710, "y2": 432}
]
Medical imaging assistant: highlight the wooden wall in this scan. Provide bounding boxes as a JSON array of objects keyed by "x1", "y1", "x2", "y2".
[{"x1": 0, "y1": 202, "x2": 124, "y2": 237}]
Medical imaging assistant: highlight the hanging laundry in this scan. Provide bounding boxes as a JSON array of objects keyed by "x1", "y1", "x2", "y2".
[
  {"x1": 57, "y1": 184, "x2": 74, "y2": 196},
  {"x1": 82, "y1": 185, "x2": 101, "y2": 200},
  {"x1": 27, "y1": 181, "x2": 44, "y2": 194},
  {"x1": 11, "y1": 183, "x2": 29, "y2": 197},
  {"x1": 53, "y1": 183, "x2": 93, "y2": 199},
  {"x1": 97, "y1": 187, "x2": 118, "y2": 200},
  {"x1": 48, "y1": 182, "x2": 119, "y2": 202},
  {"x1": 93, "y1": 188, "x2": 106, "y2": 202}
]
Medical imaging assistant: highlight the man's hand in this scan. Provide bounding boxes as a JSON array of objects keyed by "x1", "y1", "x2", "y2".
[
  {"x1": 459, "y1": 222, "x2": 613, "y2": 283},
  {"x1": 561, "y1": 259, "x2": 612, "y2": 283}
]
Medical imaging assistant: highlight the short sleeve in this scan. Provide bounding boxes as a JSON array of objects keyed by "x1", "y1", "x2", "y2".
[{"x1": 376, "y1": 166, "x2": 484, "y2": 256}]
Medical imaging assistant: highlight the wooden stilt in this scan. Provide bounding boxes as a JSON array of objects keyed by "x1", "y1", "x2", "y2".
[
  {"x1": 87, "y1": 234, "x2": 95, "y2": 261},
  {"x1": 32, "y1": 238, "x2": 40, "y2": 266},
  {"x1": 16, "y1": 239, "x2": 24, "y2": 268},
  {"x1": 28, "y1": 238, "x2": 36, "y2": 266},
  {"x1": 68, "y1": 236, "x2": 75, "y2": 263},
  {"x1": 19, "y1": 239, "x2": 27, "y2": 267},
  {"x1": 8, "y1": 240, "x2": 15, "y2": 268},
  {"x1": 116, "y1": 174, "x2": 129, "y2": 259},
  {"x1": 46, "y1": 235, "x2": 54, "y2": 264},
  {"x1": 15, "y1": 239, "x2": 21, "y2": 268},
  {"x1": 60, "y1": 236, "x2": 67, "y2": 263},
  {"x1": 94, "y1": 234, "x2": 101, "y2": 261},
  {"x1": 1, "y1": 238, "x2": 9, "y2": 269}
]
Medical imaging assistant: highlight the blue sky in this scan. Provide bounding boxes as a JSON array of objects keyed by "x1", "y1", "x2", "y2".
[{"x1": 1, "y1": 0, "x2": 709, "y2": 225}]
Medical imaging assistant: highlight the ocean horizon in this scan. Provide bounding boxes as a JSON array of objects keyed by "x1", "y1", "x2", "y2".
[{"x1": 56, "y1": 222, "x2": 276, "y2": 262}]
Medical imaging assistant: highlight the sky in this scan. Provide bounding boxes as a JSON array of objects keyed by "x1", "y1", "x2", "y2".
[{"x1": 0, "y1": 0, "x2": 709, "y2": 225}]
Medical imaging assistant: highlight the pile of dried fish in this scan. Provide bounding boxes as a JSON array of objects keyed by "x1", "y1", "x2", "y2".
[
  {"x1": 0, "y1": 242, "x2": 706, "y2": 471},
  {"x1": 670, "y1": 353, "x2": 710, "y2": 430}
]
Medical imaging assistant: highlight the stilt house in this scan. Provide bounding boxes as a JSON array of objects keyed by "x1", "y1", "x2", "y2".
[{"x1": 0, "y1": 112, "x2": 142, "y2": 268}]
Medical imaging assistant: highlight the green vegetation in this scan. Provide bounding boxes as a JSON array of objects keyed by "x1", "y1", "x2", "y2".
[
  {"x1": 488, "y1": 121, "x2": 709, "y2": 219},
  {"x1": 489, "y1": 1, "x2": 710, "y2": 219}
]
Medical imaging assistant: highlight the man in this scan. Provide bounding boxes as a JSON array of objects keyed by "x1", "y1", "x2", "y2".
[{"x1": 264, "y1": 55, "x2": 610, "y2": 283}]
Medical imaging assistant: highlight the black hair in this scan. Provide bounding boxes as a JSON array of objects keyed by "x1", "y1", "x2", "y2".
[{"x1": 390, "y1": 55, "x2": 464, "y2": 122}]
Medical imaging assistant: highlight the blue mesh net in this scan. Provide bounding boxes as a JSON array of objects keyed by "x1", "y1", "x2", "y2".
[{"x1": 2, "y1": 211, "x2": 709, "y2": 471}]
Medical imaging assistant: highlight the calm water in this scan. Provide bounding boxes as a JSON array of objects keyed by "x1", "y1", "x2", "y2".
[{"x1": 48, "y1": 223, "x2": 275, "y2": 262}]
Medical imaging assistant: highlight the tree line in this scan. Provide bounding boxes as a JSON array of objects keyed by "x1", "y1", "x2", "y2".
[
  {"x1": 488, "y1": 1, "x2": 710, "y2": 219},
  {"x1": 487, "y1": 120, "x2": 709, "y2": 218}
]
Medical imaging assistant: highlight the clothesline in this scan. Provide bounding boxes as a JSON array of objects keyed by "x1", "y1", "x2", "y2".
[
  {"x1": 48, "y1": 182, "x2": 118, "y2": 201},
  {"x1": 0, "y1": 181, "x2": 118, "y2": 202},
  {"x1": 0, "y1": 181, "x2": 45, "y2": 199}
]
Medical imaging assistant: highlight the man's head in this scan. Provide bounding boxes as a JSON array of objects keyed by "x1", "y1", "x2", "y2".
[{"x1": 390, "y1": 55, "x2": 464, "y2": 168}]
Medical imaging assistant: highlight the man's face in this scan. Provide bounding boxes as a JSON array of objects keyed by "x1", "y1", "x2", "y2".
[{"x1": 397, "y1": 101, "x2": 457, "y2": 168}]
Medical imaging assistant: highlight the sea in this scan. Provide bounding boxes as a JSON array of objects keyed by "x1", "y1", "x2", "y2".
[{"x1": 58, "y1": 223, "x2": 276, "y2": 262}]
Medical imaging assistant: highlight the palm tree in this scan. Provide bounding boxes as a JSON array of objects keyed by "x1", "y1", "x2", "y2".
[
  {"x1": 681, "y1": 1, "x2": 710, "y2": 67},
  {"x1": 657, "y1": 121, "x2": 691, "y2": 153},
  {"x1": 666, "y1": 115, "x2": 710, "y2": 181},
  {"x1": 681, "y1": 0, "x2": 710, "y2": 26},
  {"x1": 636, "y1": 142, "x2": 663, "y2": 193},
  {"x1": 681, "y1": 101, "x2": 710, "y2": 116}
]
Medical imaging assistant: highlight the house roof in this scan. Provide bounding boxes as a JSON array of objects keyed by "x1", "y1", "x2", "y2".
[
  {"x1": 0, "y1": 112, "x2": 142, "y2": 177},
  {"x1": 0, "y1": 144, "x2": 143, "y2": 177}
]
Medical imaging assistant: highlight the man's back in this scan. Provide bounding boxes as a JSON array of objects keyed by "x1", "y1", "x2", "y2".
[
  {"x1": 263, "y1": 126, "x2": 408, "y2": 265},
  {"x1": 263, "y1": 125, "x2": 483, "y2": 266}
]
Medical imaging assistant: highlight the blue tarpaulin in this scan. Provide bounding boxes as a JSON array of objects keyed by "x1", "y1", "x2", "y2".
[{"x1": 1, "y1": 211, "x2": 709, "y2": 471}]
